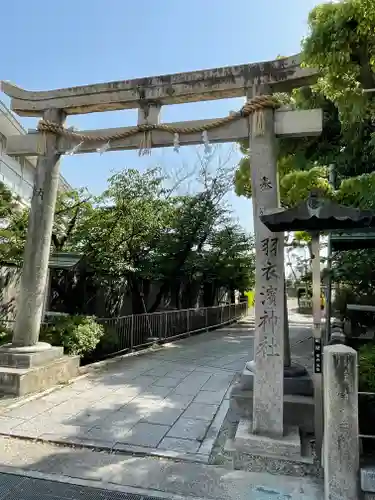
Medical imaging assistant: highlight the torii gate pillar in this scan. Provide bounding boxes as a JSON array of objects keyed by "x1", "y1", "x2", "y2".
[
  {"x1": 228, "y1": 88, "x2": 318, "y2": 465},
  {"x1": 248, "y1": 85, "x2": 285, "y2": 437}
]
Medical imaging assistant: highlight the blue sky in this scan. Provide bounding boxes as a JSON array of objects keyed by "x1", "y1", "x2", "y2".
[{"x1": 1, "y1": 0, "x2": 321, "y2": 232}]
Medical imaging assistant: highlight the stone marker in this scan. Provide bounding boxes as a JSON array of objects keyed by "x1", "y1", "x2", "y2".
[{"x1": 323, "y1": 344, "x2": 359, "y2": 499}]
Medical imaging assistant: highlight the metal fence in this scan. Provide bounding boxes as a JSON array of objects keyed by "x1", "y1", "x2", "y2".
[
  {"x1": 98, "y1": 301, "x2": 248, "y2": 354},
  {"x1": 0, "y1": 302, "x2": 248, "y2": 361},
  {"x1": 358, "y1": 391, "x2": 375, "y2": 452}
]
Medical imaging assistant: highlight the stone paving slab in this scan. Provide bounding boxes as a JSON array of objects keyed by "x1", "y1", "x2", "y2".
[
  {"x1": 0, "y1": 309, "x2": 313, "y2": 465},
  {"x1": 0, "y1": 322, "x2": 253, "y2": 461}
]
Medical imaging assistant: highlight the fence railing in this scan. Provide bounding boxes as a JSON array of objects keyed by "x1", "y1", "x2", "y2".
[
  {"x1": 97, "y1": 301, "x2": 248, "y2": 354},
  {"x1": 0, "y1": 302, "x2": 248, "y2": 360},
  {"x1": 358, "y1": 392, "x2": 375, "y2": 448}
]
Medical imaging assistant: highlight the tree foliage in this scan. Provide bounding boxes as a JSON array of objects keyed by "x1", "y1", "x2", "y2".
[
  {"x1": 300, "y1": 1, "x2": 375, "y2": 299},
  {"x1": 302, "y1": 0, "x2": 375, "y2": 181},
  {"x1": 234, "y1": 0, "x2": 375, "y2": 294},
  {"x1": 3, "y1": 154, "x2": 254, "y2": 317},
  {"x1": 69, "y1": 164, "x2": 255, "y2": 314},
  {"x1": 303, "y1": 0, "x2": 375, "y2": 123},
  {"x1": 233, "y1": 90, "x2": 336, "y2": 209},
  {"x1": 0, "y1": 182, "x2": 28, "y2": 265},
  {"x1": 235, "y1": 0, "x2": 375, "y2": 205}
]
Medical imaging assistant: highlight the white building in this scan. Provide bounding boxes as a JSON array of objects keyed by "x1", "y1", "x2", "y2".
[
  {"x1": 0, "y1": 100, "x2": 71, "y2": 204},
  {"x1": 0, "y1": 101, "x2": 73, "y2": 321}
]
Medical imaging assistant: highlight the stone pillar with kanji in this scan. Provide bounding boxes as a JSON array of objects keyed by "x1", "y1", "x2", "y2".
[{"x1": 249, "y1": 89, "x2": 285, "y2": 437}]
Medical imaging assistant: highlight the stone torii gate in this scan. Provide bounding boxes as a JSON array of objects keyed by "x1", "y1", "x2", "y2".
[{"x1": 0, "y1": 55, "x2": 322, "y2": 453}]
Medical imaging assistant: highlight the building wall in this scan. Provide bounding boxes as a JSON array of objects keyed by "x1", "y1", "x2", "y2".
[
  {"x1": 0, "y1": 147, "x2": 34, "y2": 204},
  {"x1": 0, "y1": 100, "x2": 71, "y2": 205},
  {"x1": 0, "y1": 100, "x2": 72, "y2": 322}
]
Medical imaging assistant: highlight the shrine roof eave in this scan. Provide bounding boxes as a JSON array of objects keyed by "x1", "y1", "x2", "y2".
[
  {"x1": 260, "y1": 192, "x2": 375, "y2": 233},
  {"x1": 330, "y1": 229, "x2": 375, "y2": 251}
]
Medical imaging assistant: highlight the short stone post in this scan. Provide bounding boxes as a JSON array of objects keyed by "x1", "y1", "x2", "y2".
[{"x1": 323, "y1": 344, "x2": 359, "y2": 500}]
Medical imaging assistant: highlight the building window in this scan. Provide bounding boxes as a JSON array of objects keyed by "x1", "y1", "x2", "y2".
[{"x1": 0, "y1": 134, "x2": 6, "y2": 154}]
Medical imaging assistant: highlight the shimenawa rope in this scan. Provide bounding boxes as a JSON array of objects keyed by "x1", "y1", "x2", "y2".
[{"x1": 36, "y1": 95, "x2": 280, "y2": 155}]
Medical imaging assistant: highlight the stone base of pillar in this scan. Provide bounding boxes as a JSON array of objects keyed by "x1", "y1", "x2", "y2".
[
  {"x1": 229, "y1": 418, "x2": 303, "y2": 460},
  {"x1": 230, "y1": 386, "x2": 314, "y2": 434},
  {"x1": 224, "y1": 419, "x2": 320, "y2": 478},
  {"x1": 0, "y1": 343, "x2": 63, "y2": 367},
  {"x1": 242, "y1": 360, "x2": 313, "y2": 396},
  {"x1": 229, "y1": 361, "x2": 314, "y2": 433},
  {"x1": 226, "y1": 367, "x2": 319, "y2": 476},
  {"x1": 0, "y1": 343, "x2": 79, "y2": 397}
]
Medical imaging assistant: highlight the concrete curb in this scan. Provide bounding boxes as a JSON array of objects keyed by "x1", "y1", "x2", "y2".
[{"x1": 0, "y1": 432, "x2": 211, "y2": 464}]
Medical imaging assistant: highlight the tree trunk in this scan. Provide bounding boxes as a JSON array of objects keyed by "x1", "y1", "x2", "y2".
[
  {"x1": 173, "y1": 282, "x2": 181, "y2": 309},
  {"x1": 149, "y1": 280, "x2": 170, "y2": 312},
  {"x1": 130, "y1": 277, "x2": 144, "y2": 315},
  {"x1": 203, "y1": 281, "x2": 216, "y2": 307}
]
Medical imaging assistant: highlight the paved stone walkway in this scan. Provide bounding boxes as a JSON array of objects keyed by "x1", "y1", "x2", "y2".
[
  {"x1": 0, "y1": 321, "x2": 254, "y2": 462},
  {"x1": 0, "y1": 311, "x2": 321, "y2": 499},
  {"x1": 0, "y1": 438, "x2": 323, "y2": 499}
]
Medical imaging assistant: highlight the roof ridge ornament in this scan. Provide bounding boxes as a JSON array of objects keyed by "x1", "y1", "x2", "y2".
[{"x1": 307, "y1": 189, "x2": 324, "y2": 216}]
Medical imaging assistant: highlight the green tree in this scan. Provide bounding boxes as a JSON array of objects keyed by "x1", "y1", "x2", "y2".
[
  {"x1": 147, "y1": 164, "x2": 232, "y2": 311},
  {"x1": 233, "y1": 93, "x2": 335, "y2": 208},
  {"x1": 198, "y1": 224, "x2": 255, "y2": 306},
  {"x1": 51, "y1": 188, "x2": 94, "y2": 252},
  {"x1": 76, "y1": 167, "x2": 173, "y2": 314},
  {"x1": 235, "y1": 0, "x2": 375, "y2": 204},
  {"x1": 0, "y1": 182, "x2": 28, "y2": 265},
  {"x1": 304, "y1": 0, "x2": 375, "y2": 171},
  {"x1": 301, "y1": 0, "x2": 375, "y2": 312},
  {"x1": 303, "y1": 0, "x2": 375, "y2": 123},
  {"x1": 69, "y1": 162, "x2": 254, "y2": 315}
]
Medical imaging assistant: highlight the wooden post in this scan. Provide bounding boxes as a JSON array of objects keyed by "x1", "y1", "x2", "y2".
[
  {"x1": 284, "y1": 278, "x2": 291, "y2": 367},
  {"x1": 250, "y1": 87, "x2": 285, "y2": 437},
  {"x1": 311, "y1": 232, "x2": 323, "y2": 461},
  {"x1": 324, "y1": 164, "x2": 336, "y2": 345},
  {"x1": 12, "y1": 108, "x2": 65, "y2": 348}
]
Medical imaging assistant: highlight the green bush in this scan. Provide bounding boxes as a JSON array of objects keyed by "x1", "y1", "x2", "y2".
[
  {"x1": 40, "y1": 315, "x2": 104, "y2": 357},
  {"x1": 333, "y1": 287, "x2": 357, "y2": 318},
  {"x1": 244, "y1": 290, "x2": 255, "y2": 307},
  {"x1": 358, "y1": 342, "x2": 375, "y2": 392},
  {"x1": 94, "y1": 325, "x2": 121, "y2": 355},
  {"x1": 0, "y1": 324, "x2": 12, "y2": 346},
  {"x1": 333, "y1": 287, "x2": 375, "y2": 333}
]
